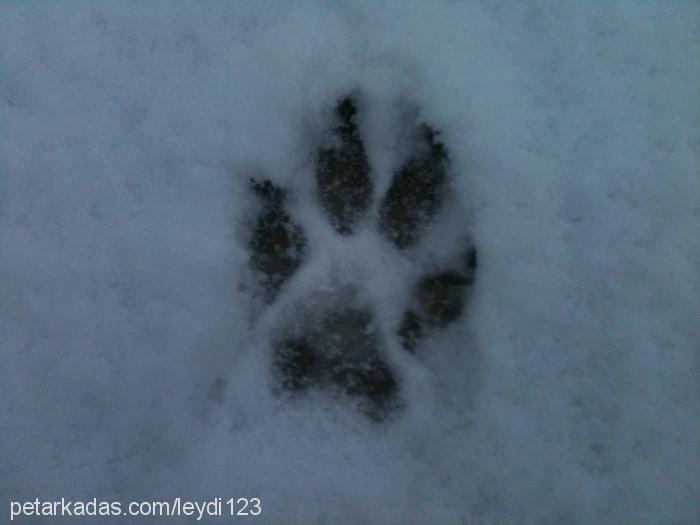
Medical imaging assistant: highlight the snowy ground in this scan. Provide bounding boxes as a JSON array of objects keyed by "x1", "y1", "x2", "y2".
[{"x1": 2, "y1": 2, "x2": 699, "y2": 524}]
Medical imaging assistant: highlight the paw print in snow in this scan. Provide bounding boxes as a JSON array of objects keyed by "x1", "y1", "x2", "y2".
[{"x1": 247, "y1": 96, "x2": 477, "y2": 420}]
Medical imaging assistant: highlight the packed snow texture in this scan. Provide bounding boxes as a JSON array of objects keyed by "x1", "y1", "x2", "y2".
[{"x1": 2, "y1": 2, "x2": 699, "y2": 524}]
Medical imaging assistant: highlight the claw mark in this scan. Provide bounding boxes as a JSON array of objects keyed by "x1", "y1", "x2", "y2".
[
  {"x1": 399, "y1": 246, "x2": 477, "y2": 352},
  {"x1": 316, "y1": 98, "x2": 373, "y2": 235},
  {"x1": 379, "y1": 124, "x2": 448, "y2": 249},
  {"x1": 249, "y1": 179, "x2": 307, "y2": 302}
]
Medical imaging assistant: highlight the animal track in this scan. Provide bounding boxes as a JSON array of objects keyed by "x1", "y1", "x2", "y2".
[{"x1": 247, "y1": 96, "x2": 477, "y2": 420}]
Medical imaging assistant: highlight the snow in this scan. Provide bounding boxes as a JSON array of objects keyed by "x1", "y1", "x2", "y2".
[{"x1": 2, "y1": 2, "x2": 699, "y2": 524}]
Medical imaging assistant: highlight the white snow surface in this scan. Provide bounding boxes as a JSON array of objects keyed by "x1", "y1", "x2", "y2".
[{"x1": 1, "y1": 2, "x2": 699, "y2": 524}]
